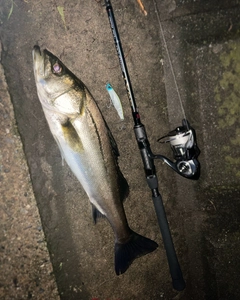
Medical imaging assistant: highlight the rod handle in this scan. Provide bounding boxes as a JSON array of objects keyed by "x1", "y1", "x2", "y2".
[{"x1": 152, "y1": 194, "x2": 186, "y2": 291}]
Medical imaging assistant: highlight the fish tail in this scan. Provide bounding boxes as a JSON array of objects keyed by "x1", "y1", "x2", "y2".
[{"x1": 114, "y1": 231, "x2": 158, "y2": 275}]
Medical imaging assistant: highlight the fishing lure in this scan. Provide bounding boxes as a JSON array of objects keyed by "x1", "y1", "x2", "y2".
[{"x1": 106, "y1": 83, "x2": 124, "y2": 120}]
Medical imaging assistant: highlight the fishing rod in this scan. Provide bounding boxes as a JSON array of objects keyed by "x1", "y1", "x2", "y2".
[{"x1": 105, "y1": 0, "x2": 200, "y2": 291}]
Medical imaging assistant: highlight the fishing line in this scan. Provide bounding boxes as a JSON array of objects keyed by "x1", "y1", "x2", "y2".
[{"x1": 153, "y1": 0, "x2": 189, "y2": 129}]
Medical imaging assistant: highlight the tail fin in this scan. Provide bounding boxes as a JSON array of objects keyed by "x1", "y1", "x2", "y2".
[{"x1": 114, "y1": 231, "x2": 158, "y2": 275}]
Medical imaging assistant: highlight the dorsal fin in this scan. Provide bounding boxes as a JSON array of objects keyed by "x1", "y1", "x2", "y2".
[{"x1": 118, "y1": 168, "x2": 129, "y2": 202}]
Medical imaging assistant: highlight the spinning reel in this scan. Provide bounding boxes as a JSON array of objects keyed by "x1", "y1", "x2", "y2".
[{"x1": 155, "y1": 119, "x2": 200, "y2": 179}]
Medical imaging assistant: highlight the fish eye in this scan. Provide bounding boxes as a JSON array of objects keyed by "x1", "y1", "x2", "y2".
[{"x1": 53, "y1": 62, "x2": 62, "y2": 74}]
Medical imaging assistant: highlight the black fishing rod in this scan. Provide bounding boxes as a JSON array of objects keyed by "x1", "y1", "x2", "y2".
[
  {"x1": 104, "y1": 0, "x2": 193, "y2": 291},
  {"x1": 105, "y1": 0, "x2": 201, "y2": 291}
]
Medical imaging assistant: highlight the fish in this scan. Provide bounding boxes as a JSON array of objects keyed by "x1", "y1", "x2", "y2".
[
  {"x1": 105, "y1": 83, "x2": 124, "y2": 120},
  {"x1": 32, "y1": 45, "x2": 158, "y2": 275}
]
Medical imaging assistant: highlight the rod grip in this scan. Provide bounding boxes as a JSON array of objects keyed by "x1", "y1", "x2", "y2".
[{"x1": 152, "y1": 194, "x2": 186, "y2": 291}]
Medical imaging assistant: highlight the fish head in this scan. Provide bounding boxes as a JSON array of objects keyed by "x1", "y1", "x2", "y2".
[{"x1": 32, "y1": 46, "x2": 78, "y2": 106}]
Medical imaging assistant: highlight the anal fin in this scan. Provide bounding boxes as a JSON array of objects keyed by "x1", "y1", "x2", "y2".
[{"x1": 92, "y1": 205, "x2": 105, "y2": 224}]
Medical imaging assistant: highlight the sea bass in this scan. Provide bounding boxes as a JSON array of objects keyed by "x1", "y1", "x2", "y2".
[{"x1": 32, "y1": 45, "x2": 157, "y2": 275}]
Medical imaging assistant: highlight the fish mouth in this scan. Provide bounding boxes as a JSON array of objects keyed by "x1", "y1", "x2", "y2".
[
  {"x1": 32, "y1": 45, "x2": 45, "y2": 79},
  {"x1": 32, "y1": 45, "x2": 44, "y2": 62},
  {"x1": 33, "y1": 45, "x2": 41, "y2": 56}
]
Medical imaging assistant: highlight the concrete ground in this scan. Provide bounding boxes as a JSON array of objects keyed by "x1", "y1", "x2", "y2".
[
  {"x1": 0, "y1": 0, "x2": 240, "y2": 299},
  {"x1": 0, "y1": 42, "x2": 59, "y2": 299}
]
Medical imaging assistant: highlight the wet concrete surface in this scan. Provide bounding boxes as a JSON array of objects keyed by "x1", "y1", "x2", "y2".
[{"x1": 0, "y1": 0, "x2": 240, "y2": 299}]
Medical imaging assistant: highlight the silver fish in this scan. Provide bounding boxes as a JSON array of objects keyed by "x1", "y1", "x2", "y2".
[{"x1": 32, "y1": 46, "x2": 157, "y2": 275}]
